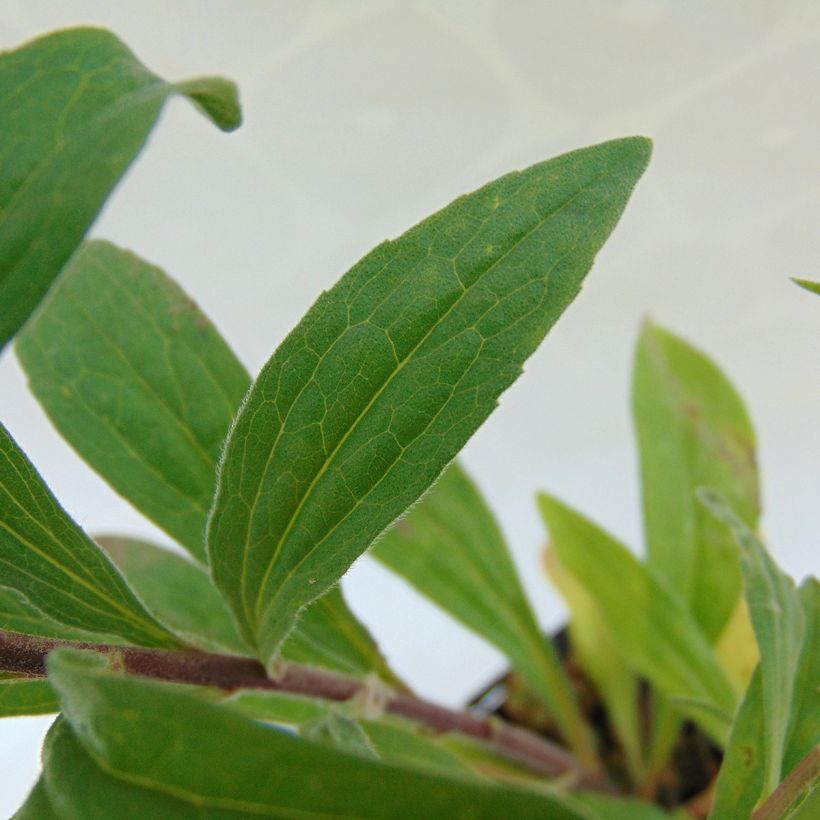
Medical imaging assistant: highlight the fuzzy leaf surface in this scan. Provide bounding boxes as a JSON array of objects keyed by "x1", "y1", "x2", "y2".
[
  {"x1": 12, "y1": 778, "x2": 59, "y2": 820},
  {"x1": 633, "y1": 322, "x2": 759, "y2": 640},
  {"x1": 375, "y1": 462, "x2": 594, "y2": 764},
  {"x1": 0, "y1": 28, "x2": 239, "y2": 349},
  {"x1": 17, "y1": 241, "x2": 250, "y2": 560},
  {"x1": 0, "y1": 677, "x2": 58, "y2": 717},
  {"x1": 700, "y1": 490, "x2": 806, "y2": 794},
  {"x1": 208, "y1": 137, "x2": 652, "y2": 665},
  {"x1": 0, "y1": 424, "x2": 179, "y2": 647},
  {"x1": 47, "y1": 649, "x2": 590, "y2": 819},
  {"x1": 538, "y1": 493, "x2": 735, "y2": 744}
]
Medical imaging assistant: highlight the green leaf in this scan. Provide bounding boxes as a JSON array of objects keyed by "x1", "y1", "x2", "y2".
[
  {"x1": 538, "y1": 493, "x2": 736, "y2": 745},
  {"x1": 793, "y1": 278, "x2": 820, "y2": 296},
  {"x1": 17, "y1": 241, "x2": 251, "y2": 560},
  {"x1": 48, "y1": 648, "x2": 591, "y2": 819},
  {"x1": 545, "y1": 548, "x2": 643, "y2": 783},
  {"x1": 0, "y1": 676, "x2": 58, "y2": 716},
  {"x1": 784, "y1": 578, "x2": 820, "y2": 776},
  {"x1": 374, "y1": 462, "x2": 595, "y2": 765},
  {"x1": 301, "y1": 708, "x2": 380, "y2": 759},
  {"x1": 208, "y1": 136, "x2": 652, "y2": 667},
  {"x1": 699, "y1": 490, "x2": 806, "y2": 795},
  {"x1": 12, "y1": 778, "x2": 59, "y2": 820},
  {"x1": 633, "y1": 322, "x2": 759, "y2": 640},
  {"x1": 0, "y1": 423, "x2": 180, "y2": 647},
  {"x1": 96, "y1": 535, "x2": 247, "y2": 653},
  {"x1": 223, "y1": 688, "x2": 330, "y2": 725},
  {"x1": 0, "y1": 27, "x2": 240, "y2": 350},
  {"x1": 576, "y1": 792, "x2": 672, "y2": 820},
  {"x1": 0, "y1": 586, "x2": 115, "y2": 642}
]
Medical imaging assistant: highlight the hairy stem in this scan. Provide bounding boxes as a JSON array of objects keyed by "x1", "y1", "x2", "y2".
[{"x1": 0, "y1": 628, "x2": 614, "y2": 793}]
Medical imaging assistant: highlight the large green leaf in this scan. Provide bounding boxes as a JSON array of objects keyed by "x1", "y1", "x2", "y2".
[
  {"x1": 0, "y1": 676, "x2": 58, "y2": 716},
  {"x1": 0, "y1": 423, "x2": 179, "y2": 647},
  {"x1": 538, "y1": 493, "x2": 735, "y2": 744},
  {"x1": 17, "y1": 241, "x2": 250, "y2": 560},
  {"x1": 208, "y1": 137, "x2": 652, "y2": 666},
  {"x1": 633, "y1": 322, "x2": 759, "y2": 640},
  {"x1": 375, "y1": 462, "x2": 596, "y2": 766},
  {"x1": 0, "y1": 27, "x2": 240, "y2": 350},
  {"x1": 47, "y1": 649, "x2": 591, "y2": 819},
  {"x1": 700, "y1": 490, "x2": 806, "y2": 795},
  {"x1": 98, "y1": 534, "x2": 401, "y2": 681}
]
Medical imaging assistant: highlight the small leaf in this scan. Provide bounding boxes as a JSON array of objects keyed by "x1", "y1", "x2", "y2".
[
  {"x1": 0, "y1": 677, "x2": 58, "y2": 717},
  {"x1": 375, "y1": 463, "x2": 596, "y2": 765},
  {"x1": 538, "y1": 493, "x2": 735, "y2": 744},
  {"x1": 783, "y1": 578, "x2": 820, "y2": 777},
  {"x1": 0, "y1": 28, "x2": 240, "y2": 349},
  {"x1": 301, "y1": 709, "x2": 379, "y2": 759},
  {"x1": 793, "y1": 278, "x2": 820, "y2": 296},
  {"x1": 545, "y1": 548, "x2": 643, "y2": 783},
  {"x1": 208, "y1": 137, "x2": 652, "y2": 668},
  {"x1": 0, "y1": 423, "x2": 180, "y2": 647},
  {"x1": 17, "y1": 241, "x2": 251, "y2": 560},
  {"x1": 699, "y1": 490, "x2": 806, "y2": 795},
  {"x1": 48, "y1": 648, "x2": 591, "y2": 819},
  {"x1": 633, "y1": 322, "x2": 759, "y2": 640}
]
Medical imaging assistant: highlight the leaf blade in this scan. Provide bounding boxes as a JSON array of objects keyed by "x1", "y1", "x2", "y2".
[
  {"x1": 17, "y1": 241, "x2": 250, "y2": 560},
  {"x1": 0, "y1": 677, "x2": 58, "y2": 717},
  {"x1": 0, "y1": 27, "x2": 239, "y2": 348},
  {"x1": 0, "y1": 423, "x2": 180, "y2": 647},
  {"x1": 209, "y1": 137, "x2": 652, "y2": 665},
  {"x1": 374, "y1": 462, "x2": 596, "y2": 765}
]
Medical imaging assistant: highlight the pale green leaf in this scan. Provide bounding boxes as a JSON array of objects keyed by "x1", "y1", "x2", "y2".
[
  {"x1": 223, "y1": 688, "x2": 330, "y2": 725},
  {"x1": 208, "y1": 137, "x2": 652, "y2": 668},
  {"x1": 0, "y1": 27, "x2": 239, "y2": 349},
  {"x1": 0, "y1": 676, "x2": 58, "y2": 716},
  {"x1": 12, "y1": 778, "x2": 59, "y2": 820},
  {"x1": 0, "y1": 423, "x2": 180, "y2": 647},
  {"x1": 545, "y1": 548, "x2": 643, "y2": 783},
  {"x1": 710, "y1": 667, "x2": 766, "y2": 820},
  {"x1": 48, "y1": 648, "x2": 591, "y2": 818},
  {"x1": 793, "y1": 278, "x2": 820, "y2": 296},
  {"x1": 699, "y1": 489, "x2": 806, "y2": 795},
  {"x1": 301, "y1": 709, "x2": 380, "y2": 759},
  {"x1": 784, "y1": 578, "x2": 820, "y2": 776},
  {"x1": 633, "y1": 322, "x2": 759, "y2": 640},
  {"x1": 374, "y1": 462, "x2": 595, "y2": 765},
  {"x1": 538, "y1": 493, "x2": 735, "y2": 745},
  {"x1": 17, "y1": 241, "x2": 250, "y2": 560}
]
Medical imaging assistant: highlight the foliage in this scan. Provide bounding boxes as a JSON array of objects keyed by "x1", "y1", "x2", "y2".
[{"x1": 0, "y1": 26, "x2": 816, "y2": 818}]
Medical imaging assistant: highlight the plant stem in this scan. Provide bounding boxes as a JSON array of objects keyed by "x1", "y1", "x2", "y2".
[
  {"x1": 0, "y1": 628, "x2": 615, "y2": 794},
  {"x1": 752, "y1": 746, "x2": 819, "y2": 820}
]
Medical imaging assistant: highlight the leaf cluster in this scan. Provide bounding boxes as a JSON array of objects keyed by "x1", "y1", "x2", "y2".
[{"x1": 0, "y1": 27, "x2": 817, "y2": 819}]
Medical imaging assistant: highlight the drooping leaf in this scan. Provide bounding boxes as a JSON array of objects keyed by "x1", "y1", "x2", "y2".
[
  {"x1": 12, "y1": 777, "x2": 59, "y2": 820},
  {"x1": 0, "y1": 27, "x2": 240, "y2": 349},
  {"x1": 0, "y1": 424, "x2": 180, "y2": 647},
  {"x1": 47, "y1": 649, "x2": 591, "y2": 819},
  {"x1": 783, "y1": 578, "x2": 820, "y2": 777},
  {"x1": 374, "y1": 462, "x2": 595, "y2": 765},
  {"x1": 545, "y1": 548, "x2": 643, "y2": 783},
  {"x1": 0, "y1": 586, "x2": 116, "y2": 642},
  {"x1": 793, "y1": 278, "x2": 820, "y2": 296},
  {"x1": 17, "y1": 242, "x2": 250, "y2": 560},
  {"x1": 0, "y1": 676, "x2": 58, "y2": 717},
  {"x1": 538, "y1": 493, "x2": 735, "y2": 745},
  {"x1": 97, "y1": 535, "x2": 400, "y2": 681},
  {"x1": 208, "y1": 137, "x2": 652, "y2": 668},
  {"x1": 633, "y1": 322, "x2": 759, "y2": 640},
  {"x1": 699, "y1": 490, "x2": 806, "y2": 795}
]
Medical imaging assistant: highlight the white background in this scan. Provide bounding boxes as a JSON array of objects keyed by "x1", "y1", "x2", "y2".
[{"x1": 1, "y1": 1, "x2": 819, "y2": 812}]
